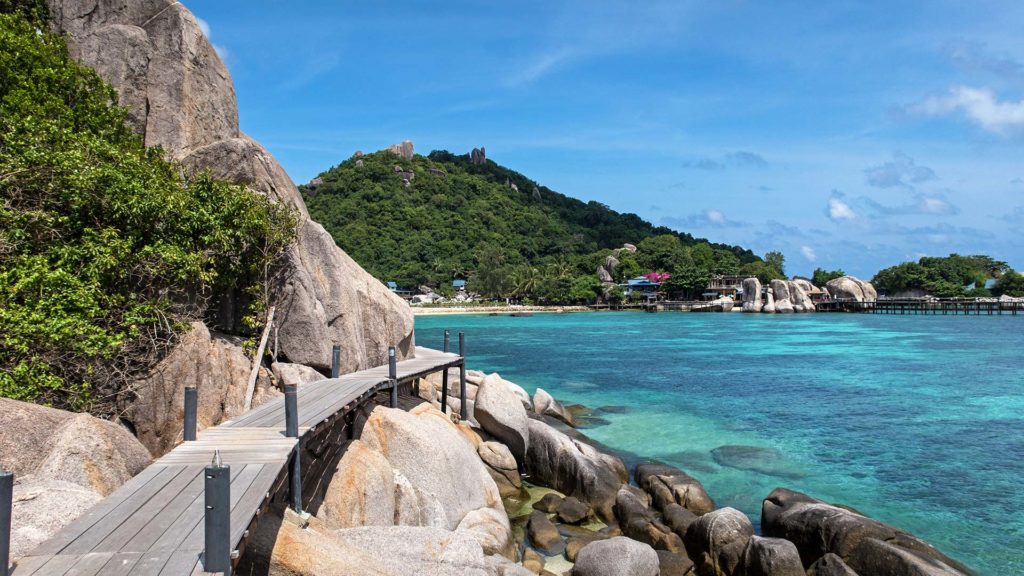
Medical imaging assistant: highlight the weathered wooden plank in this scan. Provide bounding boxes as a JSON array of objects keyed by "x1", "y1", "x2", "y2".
[
  {"x1": 60, "y1": 467, "x2": 189, "y2": 555},
  {"x1": 228, "y1": 463, "x2": 283, "y2": 546},
  {"x1": 94, "y1": 466, "x2": 205, "y2": 553},
  {"x1": 63, "y1": 552, "x2": 115, "y2": 576},
  {"x1": 123, "y1": 469, "x2": 205, "y2": 553},
  {"x1": 126, "y1": 550, "x2": 172, "y2": 575},
  {"x1": 10, "y1": 555, "x2": 57, "y2": 576},
  {"x1": 28, "y1": 465, "x2": 168, "y2": 556},
  {"x1": 26, "y1": 554, "x2": 80, "y2": 576},
  {"x1": 97, "y1": 552, "x2": 143, "y2": 576},
  {"x1": 155, "y1": 551, "x2": 200, "y2": 575},
  {"x1": 177, "y1": 463, "x2": 262, "y2": 553},
  {"x1": 147, "y1": 464, "x2": 254, "y2": 554}
]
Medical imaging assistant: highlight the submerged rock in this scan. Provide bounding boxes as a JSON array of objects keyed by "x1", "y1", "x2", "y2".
[
  {"x1": 762, "y1": 488, "x2": 971, "y2": 576},
  {"x1": 710, "y1": 445, "x2": 806, "y2": 480}
]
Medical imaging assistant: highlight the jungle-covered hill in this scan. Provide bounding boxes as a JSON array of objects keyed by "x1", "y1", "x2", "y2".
[{"x1": 302, "y1": 148, "x2": 761, "y2": 298}]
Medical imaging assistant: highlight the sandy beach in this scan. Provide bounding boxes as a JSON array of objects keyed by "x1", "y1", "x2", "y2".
[{"x1": 410, "y1": 305, "x2": 591, "y2": 316}]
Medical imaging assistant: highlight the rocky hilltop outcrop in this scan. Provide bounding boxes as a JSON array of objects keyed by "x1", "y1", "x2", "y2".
[{"x1": 46, "y1": 0, "x2": 414, "y2": 441}]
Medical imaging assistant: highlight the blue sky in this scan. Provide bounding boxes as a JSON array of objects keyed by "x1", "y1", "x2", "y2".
[{"x1": 189, "y1": 0, "x2": 1024, "y2": 278}]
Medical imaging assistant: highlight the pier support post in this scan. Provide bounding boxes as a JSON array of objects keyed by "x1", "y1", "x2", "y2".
[
  {"x1": 331, "y1": 344, "x2": 341, "y2": 378},
  {"x1": 203, "y1": 454, "x2": 231, "y2": 575},
  {"x1": 284, "y1": 385, "x2": 303, "y2": 514},
  {"x1": 184, "y1": 386, "x2": 197, "y2": 442},
  {"x1": 443, "y1": 329, "x2": 450, "y2": 353},
  {"x1": 459, "y1": 332, "x2": 467, "y2": 421},
  {"x1": 1, "y1": 471, "x2": 11, "y2": 576},
  {"x1": 389, "y1": 346, "x2": 398, "y2": 408}
]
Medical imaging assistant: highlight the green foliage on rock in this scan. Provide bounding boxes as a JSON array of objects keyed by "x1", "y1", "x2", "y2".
[
  {"x1": 872, "y1": 254, "x2": 1009, "y2": 298},
  {"x1": 0, "y1": 13, "x2": 296, "y2": 411},
  {"x1": 302, "y1": 149, "x2": 759, "y2": 298},
  {"x1": 811, "y1": 267, "x2": 846, "y2": 287}
]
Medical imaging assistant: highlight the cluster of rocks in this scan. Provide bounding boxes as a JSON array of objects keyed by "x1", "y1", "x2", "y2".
[
  {"x1": 394, "y1": 164, "x2": 416, "y2": 187},
  {"x1": 387, "y1": 139, "x2": 415, "y2": 161},
  {"x1": 742, "y1": 276, "x2": 877, "y2": 313},
  {"x1": 597, "y1": 243, "x2": 637, "y2": 286},
  {"x1": 411, "y1": 287, "x2": 482, "y2": 305},
  {"x1": 472, "y1": 147, "x2": 487, "y2": 165}
]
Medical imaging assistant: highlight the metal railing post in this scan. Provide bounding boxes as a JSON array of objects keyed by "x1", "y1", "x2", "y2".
[
  {"x1": 389, "y1": 346, "x2": 398, "y2": 408},
  {"x1": 184, "y1": 386, "x2": 198, "y2": 442},
  {"x1": 459, "y1": 332, "x2": 467, "y2": 421},
  {"x1": 1, "y1": 471, "x2": 11, "y2": 576},
  {"x1": 284, "y1": 385, "x2": 303, "y2": 514},
  {"x1": 331, "y1": 344, "x2": 341, "y2": 378},
  {"x1": 203, "y1": 453, "x2": 231, "y2": 575},
  {"x1": 443, "y1": 330, "x2": 450, "y2": 353}
]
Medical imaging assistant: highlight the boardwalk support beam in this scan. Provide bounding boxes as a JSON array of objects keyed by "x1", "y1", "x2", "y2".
[
  {"x1": 284, "y1": 385, "x2": 303, "y2": 514},
  {"x1": 331, "y1": 345, "x2": 341, "y2": 379},
  {"x1": 184, "y1": 386, "x2": 197, "y2": 442},
  {"x1": 1, "y1": 471, "x2": 11, "y2": 576},
  {"x1": 203, "y1": 457, "x2": 231, "y2": 575},
  {"x1": 389, "y1": 346, "x2": 398, "y2": 408},
  {"x1": 459, "y1": 332, "x2": 467, "y2": 421}
]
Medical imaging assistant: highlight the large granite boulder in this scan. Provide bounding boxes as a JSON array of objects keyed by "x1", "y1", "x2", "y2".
[
  {"x1": 126, "y1": 321, "x2": 278, "y2": 457},
  {"x1": 475, "y1": 373, "x2": 531, "y2": 462},
  {"x1": 319, "y1": 440, "x2": 398, "y2": 528},
  {"x1": 742, "y1": 277, "x2": 762, "y2": 312},
  {"x1": 478, "y1": 441, "x2": 522, "y2": 498},
  {"x1": 770, "y1": 280, "x2": 795, "y2": 313},
  {"x1": 789, "y1": 281, "x2": 815, "y2": 312},
  {"x1": 271, "y1": 361, "x2": 326, "y2": 388},
  {"x1": 740, "y1": 535, "x2": 805, "y2": 576},
  {"x1": 1, "y1": 399, "x2": 151, "y2": 559},
  {"x1": 358, "y1": 405, "x2": 505, "y2": 530},
  {"x1": 533, "y1": 388, "x2": 574, "y2": 426},
  {"x1": 762, "y1": 488, "x2": 970, "y2": 575},
  {"x1": 614, "y1": 488, "x2": 685, "y2": 553},
  {"x1": 524, "y1": 419, "x2": 626, "y2": 522},
  {"x1": 635, "y1": 462, "x2": 715, "y2": 516},
  {"x1": 808, "y1": 553, "x2": 860, "y2": 576},
  {"x1": 49, "y1": 0, "x2": 416, "y2": 376},
  {"x1": 243, "y1": 511, "x2": 495, "y2": 576},
  {"x1": 763, "y1": 287, "x2": 776, "y2": 313},
  {"x1": 825, "y1": 276, "x2": 878, "y2": 302},
  {"x1": 686, "y1": 507, "x2": 754, "y2": 576},
  {"x1": 573, "y1": 536, "x2": 660, "y2": 576}
]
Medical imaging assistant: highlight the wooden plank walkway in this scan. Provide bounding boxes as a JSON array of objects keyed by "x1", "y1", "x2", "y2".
[{"x1": 12, "y1": 346, "x2": 462, "y2": 575}]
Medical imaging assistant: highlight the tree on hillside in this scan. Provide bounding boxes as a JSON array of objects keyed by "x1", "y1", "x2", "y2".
[
  {"x1": 765, "y1": 251, "x2": 786, "y2": 277},
  {"x1": 994, "y1": 271, "x2": 1024, "y2": 297},
  {"x1": 812, "y1": 268, "x2": 846, "y2": 286}
]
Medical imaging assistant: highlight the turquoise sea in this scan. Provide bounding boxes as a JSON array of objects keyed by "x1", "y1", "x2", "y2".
[{"x1": 416, "y1": 312, "x2": 1024, "y2": 575}]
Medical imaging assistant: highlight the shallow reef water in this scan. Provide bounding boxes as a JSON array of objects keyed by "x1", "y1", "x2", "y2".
[{"x1": 417, "y1": 311, "x2": 1024, "y2": 575}]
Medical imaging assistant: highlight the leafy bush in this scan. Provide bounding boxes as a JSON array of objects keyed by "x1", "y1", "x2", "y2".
[
  {"x1": 872, "y1": 254, "x2": 1009, "y2": 298},
  {"x1": 0, "y1": 13, "x2": 296, "y2": 411}
]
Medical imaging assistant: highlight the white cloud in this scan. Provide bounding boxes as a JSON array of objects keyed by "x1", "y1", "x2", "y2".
[
  {"x1": 706, "y1": 209, "x2": 726, "y2": 224},
  {"x1": 912, "y1": 86, "x2": 1024, "y2": 134},
  {"x1": 662, "y1": 209, "x2": 749, "y2": 230},
  {"x1": 801, "y1": 245, "x2": 817, "y2": 262},
  {"x1": 506, "y1": 48, "x2": 576, "y2": 87},
  {"x1": 828, "y1": 197, "x2": 856, "y2": 221},
  {"x1": 864, "y1": 153, "x2": 936, "y2": 189}
]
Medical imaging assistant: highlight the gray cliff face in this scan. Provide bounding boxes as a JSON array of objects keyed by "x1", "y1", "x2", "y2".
[{"x1": 47, "y1": 0, "x2": 415, "y2": 377}]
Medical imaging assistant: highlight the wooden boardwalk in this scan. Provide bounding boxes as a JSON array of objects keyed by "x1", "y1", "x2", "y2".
[{"x1": 11, "y1": 346, "x2": 463, "y2": 576}]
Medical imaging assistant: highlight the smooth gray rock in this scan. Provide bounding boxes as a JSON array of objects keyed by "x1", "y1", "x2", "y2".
[
  {"x1": 478, "y1": 441, "x2": 522, "y2": 498},
  {"x1": 456, "y1": 506, "x2": 514, "y2": 559},
  {"x1": 657, "y1": 549, "x2": 696, "y2": 576},
  {"x1": 686, "y1": 507, "x2": 754, "y2": 576},
  {"x1": 663, "y1": 503, "x2": 700, "y2": 540},
  {"x1": 11, "y1": 480, "x2": 101, "y2": 560},
  {"x1": 475, "y1": 373, "x2": 531, "y2": 462},
  {"x1": 742, "y1": 277, "x2": 763, "y2": 312},
  {"x1": 533, "y1": 387, "x2": 575, "y2": 426},
  {"x1": 271, "y1": 361, "x2": 326, "y2": 387},
  {"x1": 808, "y1": 553, "x2": 860, "y2": 576},
  {"x1": 388, "y1": 139, "x2": 415, "y2": 160},
  {"x1": 825, "y1": 276, "x2": 878, "y2": 302},
  {"x1": 533, "y1": 493, "x2": 564, "y2": 513},
  {"x1": 788, "y1": 280, "x2": 815, "y2": 312},
  {"x1": 771, "y1": 279, "x2": 795, "y2": 313},
  {"x1": 740, "y1": 535, "x2": 805, "y2": 576},
  {"x1": 573, "y1": 536, "x2": 659, "y2": 576},
  {"x1": 614, "y1": 488, "x2": 685, "y2": 553},
  {"x1": 556, "y1": 496, "x2": 591, "y2": 524},
  {"x1": 525, "y1": 419, "x2": 626, "y2": 523},
  {"x1": 359, "y1": 406, "x2": 505, "y2": 531},
  {"x1": 762, "y1": 488, "x2": 970, "y2": 576},
  {"x1": 527, "y1": 510, "x2": 565, "y2": 555},
  {"x1": 636, "y1": 462, "x2": 715, "y2": 515}
]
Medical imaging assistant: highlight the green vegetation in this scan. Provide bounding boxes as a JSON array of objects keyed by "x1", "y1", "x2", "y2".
[
  {"x1": 0, "y1": 12, "x2": 296, "y2": 412},
  {"x1": 303, "y1": 149, "x2": 759, "y2": 303},
  {"x1": 811, "y1": 267, "x2": 846, "y2": 287},
  {"x1": 993, "y1": 272, "x2": 1024, "y2": 297},
  {"x1": 872, "y1": 254, "x2": 1010, "y2": 298}
]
